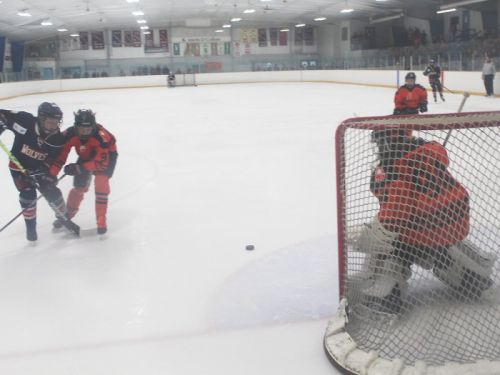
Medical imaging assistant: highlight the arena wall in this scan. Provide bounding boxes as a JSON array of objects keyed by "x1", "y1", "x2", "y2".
[{"x1": 0, "y1": 70, "x2": 497, "y2": 100}]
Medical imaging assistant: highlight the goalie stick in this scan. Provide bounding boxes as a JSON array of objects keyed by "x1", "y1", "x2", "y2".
[{"x1": 0, "y1": 140, "x2": 80, "y2": 236}]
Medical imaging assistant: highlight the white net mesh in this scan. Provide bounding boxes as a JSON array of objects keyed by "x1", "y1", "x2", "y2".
[{"x1": 336, "y1": 112, "x2": 500, "y2": 367}]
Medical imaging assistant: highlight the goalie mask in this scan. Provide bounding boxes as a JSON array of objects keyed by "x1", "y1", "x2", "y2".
[
  {"x1": 74, "y1": 109, "x2": 96, "y2": 140},
  {"x1": 371, "y1": 128, "x2": 413, "y2": 162},
  {"x1": 37, "y1": 102, "x2": 63, "y2": 137}
]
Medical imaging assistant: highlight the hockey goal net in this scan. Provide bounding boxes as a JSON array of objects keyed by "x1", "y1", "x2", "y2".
[
  {"x1": 167, "y1": 72, "x2": 197, "y2": 87},
  {"x1": 325, "y1": 112, "x2": 500, "y2": 375}
]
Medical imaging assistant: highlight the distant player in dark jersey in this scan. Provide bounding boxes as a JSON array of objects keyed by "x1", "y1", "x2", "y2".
[
  {"x1": 423, "y1": 59, "x2": 445, "y2": 102},
  {"x1": 167, "y1": 73, "x2": 176, "y2": 88},
  {"x1": 0, "y1": 102, "x2": 69, "y2": 242},
  {"x1": 393, "y1": 72, "x2": 428, "y2": 115},
  {"x1": 51, "y1": 110, "x2": 118, "y2": 235}
]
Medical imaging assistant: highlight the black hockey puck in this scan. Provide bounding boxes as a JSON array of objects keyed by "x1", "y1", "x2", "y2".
[{"x1": 245, "y1": 245, "x2": 255, "y2": 251}]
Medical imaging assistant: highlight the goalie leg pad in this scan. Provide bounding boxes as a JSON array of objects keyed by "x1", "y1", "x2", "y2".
[
  {"x1": 356, "y1": 216, "x2": 398, "y2": 255},
  {"x1": 433, "y1": 241, "x2": 496, "y2": 298}
]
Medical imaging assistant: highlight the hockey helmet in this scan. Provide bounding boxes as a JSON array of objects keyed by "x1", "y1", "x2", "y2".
[
  {"x1": 74, "y1": 109, "x2": 96, "y2": 140},
  {"x1": 405, "y1": 72, "x2": 417, "y2": 87},
  {"x1": 37, "y1": 102, "x2": 63, "y2": 137}
]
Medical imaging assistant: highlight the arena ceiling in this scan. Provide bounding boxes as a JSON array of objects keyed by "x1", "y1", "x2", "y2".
[{"x1": 0, "y1": 0, "x2": 496, "y2": 41}]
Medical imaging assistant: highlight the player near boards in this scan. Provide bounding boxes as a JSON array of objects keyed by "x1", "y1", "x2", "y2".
[
  {"x1": 423, "y1": 59, "x2": 445, "y2": 102},
  {"x1": 167, "y1": 72, "x2": 176, "y2": 88},
  {"x1": 51, "y1": 110, "x2": 118, "y2": 235},
  {"x1": 393, "y1": 72, "x2": 428, "y2": 115},
  {"x1": 0, "y1": 103, "x2": 71, "y2": 242},
  {"x1": 355, "y1": 128, "x2": 495, "y2": 313}
]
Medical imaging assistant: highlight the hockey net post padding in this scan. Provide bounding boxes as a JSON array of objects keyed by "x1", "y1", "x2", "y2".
[{"x1": 325, "y1": 111, "x2": 500, "y2": 375}]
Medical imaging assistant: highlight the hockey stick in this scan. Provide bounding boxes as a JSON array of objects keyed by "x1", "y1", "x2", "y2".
[
  {"x1": 0, "y1": 174, "x2": 67, "y2": 233},
  {"x1": 443, "y1": 92, "x2": 470, "y2": 147},
  {"x1": 0, "y1": 140, "x2": 80, "y2": 236}
]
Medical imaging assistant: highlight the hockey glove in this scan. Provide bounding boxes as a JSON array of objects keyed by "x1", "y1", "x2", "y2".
[
  {"x1": 0, "y1": 114, "x2": 7, "y2": 135},
  {"x1": 393, "y1": 108, "x2": 403, "y2": 115},
  {"x1": 27, "y1": 169, "x2": 57, "y2": 187},
  {"x1": 419, "y1": 102, "x2": 428, "y2": 113},
  {"x1": 64, "y1": 163, "x2": 83, "y2": 176}
]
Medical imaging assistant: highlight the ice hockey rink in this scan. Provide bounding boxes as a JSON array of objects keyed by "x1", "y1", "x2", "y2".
[{"x1": 0, "y1": 82, "x2": 498, "y2": 374}]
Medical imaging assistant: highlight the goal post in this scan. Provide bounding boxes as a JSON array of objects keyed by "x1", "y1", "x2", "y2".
[{"x1": 325, "y1": 111, "x2": 500, "y2": 375}]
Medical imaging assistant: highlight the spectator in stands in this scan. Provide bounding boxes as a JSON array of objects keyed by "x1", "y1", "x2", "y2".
[{"x1": 482, "y1": 56, "x2": 496, "y2": 97}]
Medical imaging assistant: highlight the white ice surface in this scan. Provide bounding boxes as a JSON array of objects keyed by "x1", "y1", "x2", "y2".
[{"x1": 0, "y1": 83, "x2": 498, "y2": 374}]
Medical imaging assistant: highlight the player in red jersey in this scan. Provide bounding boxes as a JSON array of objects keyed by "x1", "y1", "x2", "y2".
[
  {"x1": 393, "y1": 72, "x2": 428, "y2": 115},
  {"x1": 51, "y1": 110, "x2": 118, "y2": 235},
  {"x1": 355, "y1": 128, "x2": 494, "y2": 313}
]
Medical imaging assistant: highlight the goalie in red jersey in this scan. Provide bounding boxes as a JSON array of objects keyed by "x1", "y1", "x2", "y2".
[
  {"x1": 393, "y1": 72, "x2": 428, "y2": 115},
  {"x1": 51, "y1": 110, "x2": 118, "y2": 235},
  {"x1": 355, "y1": 128, "x2": 495, "y2": 313}
]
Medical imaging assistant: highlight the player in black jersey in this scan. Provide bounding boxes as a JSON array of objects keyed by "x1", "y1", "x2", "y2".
[
  {"x1": 423, "y1": 60, "x2": 445, "y2": 102},
  {"x1": 0, "y1": 102, "x2": 70, "y2": 242}
]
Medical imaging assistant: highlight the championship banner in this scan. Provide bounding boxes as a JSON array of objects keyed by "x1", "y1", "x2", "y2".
[
  {"x1": 112, "y1": 30, "x2": 122, "y2": 47},
  {"x1": 240, "y1": 29, "x2": 257, "y2": 44},
  {"x1": 79, "y1": 32, "x2": 89, "y2": 50},
  {"x1": 91, "y1": 31, "x2": 104, "y2": 50}
]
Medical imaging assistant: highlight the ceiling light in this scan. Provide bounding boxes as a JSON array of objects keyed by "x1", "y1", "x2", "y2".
[
  {"x1": 370, "y1": 13, "x2": 404, "y2": 24},
  {"x1": 132, "y1": 10, "x2": 144, "y2": 16},
  {"x1": 126, "y1": 0, "x2": 140, "y2": 3},
  {"x1": 340, "y1": 8, "x2": 354, "y2": 13},
  {"x1": 243, "y1": 9, "x2": 256, "y2": 13},
  {"x1": 222, "y1": 24, "x2": 231, "y2": 28},
  {"x1": 41, "y1": 20, "x2": 52, "y2": 26},
  {"x1": 375, "y1": 0, "x2": 387, "y2": 2},
  {"x1": 231, "y1": 17, "x2": 242, "y2": 22},
  {"x1": 143, "y1": 31, "x2": 151, "y2": 34},
  {"x1": 70, "y1": 33, "x2": 79, "y2": 37},
  {"x1": 57, "y1": 28, "x2": 68, "y2": 32},
  {"x1": 137, "y1": 19, "x2": 147, "y2": 23},
  {"x1": 260, "y1": 0, "x2": 272, "y2": 2},
  {"x1": 314, "y1": 17, "x2": 327, "y2": 21},
  {"x1": 140, "y1": 25, "x2": 149, "y2": 29},
  {"x1": 436, "y1": 8, "x2": 457, "y2": 13},
  {"x1": 215, "y1": 29, "x2": 224, "y2": 33},
  {"x1": 17, "y1": 11, "x2": 32, "y2": 17},
  {"x1": 280, "y1": 28, "x2": 289, "y2": 32},
  {"x1": 295, "y1": 23, "x2": 306, "y2": 27},
  {"x1": 439, "y1": 0, "x2": 488, "y2": 8}
]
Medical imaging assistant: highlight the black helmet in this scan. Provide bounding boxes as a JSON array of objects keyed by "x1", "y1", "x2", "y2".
[
  {"x1": 429, "y1": 59, "x2": 435, "y2": 65},
  {"x1": 74, "y1": 109, "x2": 96, "y2": 140},
  {"x1": 37, "y1": 102, "x2": 63, "y2": 137},
  {"x1": 405, "y1": 72, "x2": 416, "y2": 80}
]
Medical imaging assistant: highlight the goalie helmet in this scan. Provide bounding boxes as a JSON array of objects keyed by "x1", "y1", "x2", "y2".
[
  {"x1": 74, "y1": 109, "x2": 96, "y2": 140},
  {"x1": 37, "y1": 102, "x2": 63, "y2": 137},
  {"x1": 371, "y1": 128, "x2": 413, "y2": 161}
]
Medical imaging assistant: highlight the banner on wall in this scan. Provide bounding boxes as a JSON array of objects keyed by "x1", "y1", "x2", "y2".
[
  {"x1": 79, "y1": 32, "x2": 89, "y2": 49},
  {"x1": 112, "y1": 30, "x2": 122, "y2": 47},
  {"x1": 240, "y1": 29, "x2": 257, "y2": 44},
  {"x1": 279, "y1": 30, "x2": 288, "y2": 46},
  {"x1": 91, "y1": 31, "x2": 105, "y2": 49},
  {"x1": 258, "y1": 28, "x2": 267, "y2": 47},
  {"x1": 132, "y1": 30, "x2": 141, "y2": 47},
  {"x1": 124, "y1": 31, "x2": 133, "y2": 47},
  {"x1": 159, "y1": 29, "x2": 168, "y2": 49},
  {"x1": 171, "y1": 35, "x2": 229, "y2": 57},
  {"x1": 173, "y1": 43, "x2": 180, "y2": 56},
  {"x1": 11, "y1": 41, "x2": 24, "y2": 73},
  {"x1": 145, "y1": 32, "x2": 154, "y2": 48},
  {"x1": 270, "y1": 28, "x2": 278, "y2": 46},
  {"x1": 0, "y1": 37, "x2": 5, "y2": 72}
]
